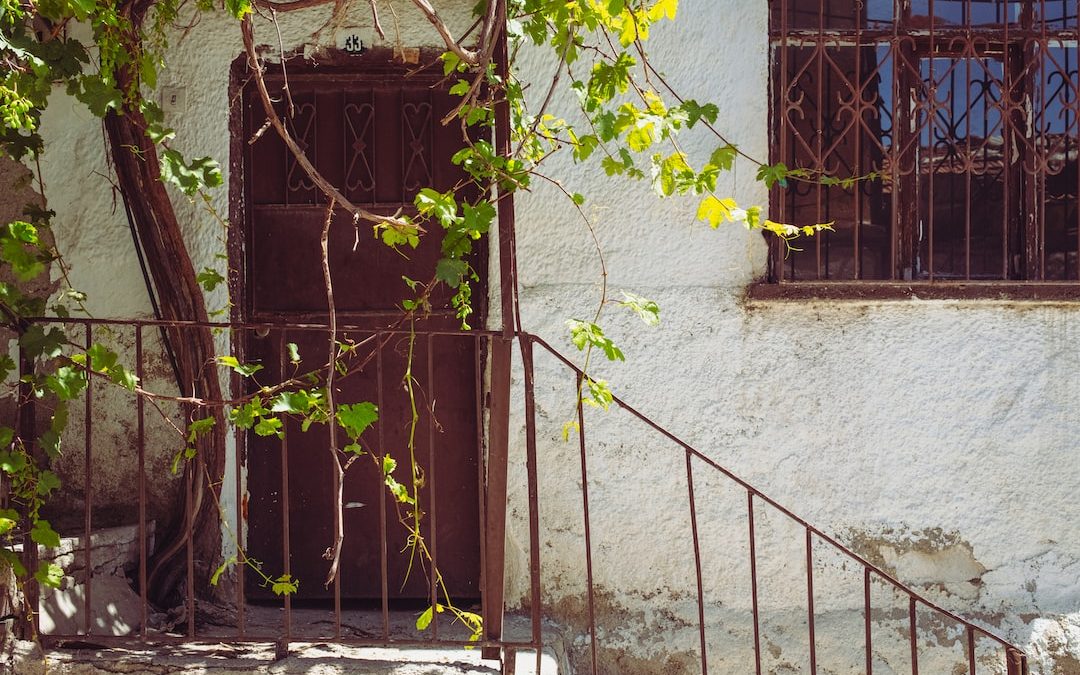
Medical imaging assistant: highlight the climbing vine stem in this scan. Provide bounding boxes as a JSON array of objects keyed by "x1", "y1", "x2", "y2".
[{"x1": 0, "y1": 0, "x2": 846, "y2": 642}]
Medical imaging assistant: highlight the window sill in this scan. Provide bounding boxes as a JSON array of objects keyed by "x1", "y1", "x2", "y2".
[{"x1": 746, "y1": 282, "x2": 1080, "y2": 303}]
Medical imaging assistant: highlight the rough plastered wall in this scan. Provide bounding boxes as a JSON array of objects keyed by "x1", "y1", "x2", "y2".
[
  {"x1": 25, "y1": 0, "x2": 1080, "y2": 672},
  {"x1": 502, "y1": 1, "x2": 1080, "y2": 674}
]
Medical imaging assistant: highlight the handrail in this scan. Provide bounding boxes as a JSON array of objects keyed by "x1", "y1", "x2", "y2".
[
  {"x1": 20, "y1": 315, "x2": 501, "y2": 336},
  {"x1": 12, "y1": 317, "x2": 1030, "y2": 674},
  {"x1": 524, "y1": 331, "x2": 1029, "y2": 672}
]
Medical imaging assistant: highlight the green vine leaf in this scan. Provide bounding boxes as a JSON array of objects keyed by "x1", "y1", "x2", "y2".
[
  {"x1": 45, "y1": 365, "x2": 87, "y2": 401},
  {"x1": 30, "y1": 518, "x2": 60, "y2": 548},
  {"x1": 584, "y1": 376, "x2": 614, "y2": 410},
  {"x1": 18, "y1": 325, "x2": 64, "y2": 360},
  {"x1": 0, "y1": 508, "x2": 20, "y2": 535},
  {"x1": 225, "y1": 0, "x2": 252, "y2": 19},
  {"x1": 36, "y1": 470, "x2": 60, "y2": 496},
  {"x1": 618, "y1": 291, "x2": 660, "y2": 326},
  {"x1": 187, "y1": 416, "x2": 216, "y2": 442},
  {"x1": 0, "y1": 450, "x2": 27, "y2": 475},
  {"x1": 679, "y1": 99, "x2": 717, "y2": 128},
  {"x1": 160, "y1": 149, "x2": 224, "y2": 196},
  {"x1": 567, "y1": 320, "x2": 625, "y2": 362},
  {"x1": 216, "y1": 355, "x2": 263, "y2": 378},
  {"x1": 254, "y1": 416, "x2": 283, "y2": 439},
  {"x1": 271, "y1": 573, "x2": 298, "y2": 596},
  {"x1": 196, "y1": 267, "x2": 225, "y2": 292},
  {"x1": 0, "y1": 549, "x2": 27, "y2": 577},
  {"x1": 210, "y1": 555, "x2": 237, "y2": 586},
  {"x1": 67, "y1": 75, "x2": 121, "y2": 117},
  {"x1": 337, "y1": 402, "x2": 378, "y2": 440},
  {"x1": 416, "y1": 604, "x2": 435, "y2": 631},
  {"x1": 435, "y1": 257, "x2": 468, "y2": 288},
  {"x1": 35, "y1": 561, "x2": 64, "y2": 588}
]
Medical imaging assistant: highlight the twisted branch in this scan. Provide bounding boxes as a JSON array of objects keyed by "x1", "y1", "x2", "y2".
[{"x1": 240, "y1": 14, "x2": 422, "y2": 235}]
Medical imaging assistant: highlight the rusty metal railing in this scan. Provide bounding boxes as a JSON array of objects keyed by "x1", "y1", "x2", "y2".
[
  {"x1": 8, "y1": 317, "x2": 1029, "y2": 674},
  {"x1": 521, "y1": 333, "x2": 1030, "y2": 675}
]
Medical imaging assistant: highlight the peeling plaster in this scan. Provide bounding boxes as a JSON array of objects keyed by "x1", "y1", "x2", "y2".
[{"x1": 19, "y1": 0, "x2": 1080, "y2": 672}]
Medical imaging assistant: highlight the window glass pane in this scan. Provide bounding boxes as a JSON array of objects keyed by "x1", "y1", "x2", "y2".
[
  {"x1": 1036, "y1": 0, "x2": 1079, "y2": 30},
  {"x1": 773, "y1": 0, "x2": 872, "y2": 30},
  {"x1": 909, "y1": 0, "x2": 1023, "y2": 27},
  {"x1": 916, "y1": 57, "x2": 1008, "y2": 279},
  {"x1": 778, "y1": 45, "x2": 895, "y2": 279},
  {"x1": 771, "y1": 1, "x2": 1080, "y2": 282},
  {"x1": 1035, "y1": 44, "x2": 1080, "y2": 279},
  {"x1": 865, "y1": 0, "x2": 896, "y2": 27}
]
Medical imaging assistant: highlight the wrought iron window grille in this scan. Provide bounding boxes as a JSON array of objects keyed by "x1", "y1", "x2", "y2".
[{"x1": 769, "y1": 0, "x2": 1080, "y2": 286}]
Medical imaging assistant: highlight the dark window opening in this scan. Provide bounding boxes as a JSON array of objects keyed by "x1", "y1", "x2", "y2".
[{"x1": 770, "y1": 0, "x2": 1080, "y2": 283}]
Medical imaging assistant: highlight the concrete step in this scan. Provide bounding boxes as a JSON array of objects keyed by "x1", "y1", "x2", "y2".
[{"x1": 40, "y1": 641, "x2": 562, "y2": 674}]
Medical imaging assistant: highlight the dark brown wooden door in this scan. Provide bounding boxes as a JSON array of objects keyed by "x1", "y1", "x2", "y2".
[{"x1": 239, "y1": 66, "x2": 485, "y2": 602}]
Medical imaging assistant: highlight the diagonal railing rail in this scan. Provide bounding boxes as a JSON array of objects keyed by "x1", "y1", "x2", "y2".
[
  {"x1": 521, "y1": 332, "x2": 1030, "y2": 675},
  {"x1": 9, "y1": 317, "x2": 1030, "y2": 674}
]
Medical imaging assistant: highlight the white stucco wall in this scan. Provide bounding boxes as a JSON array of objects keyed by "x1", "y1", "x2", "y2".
[
  {"x1": 503, "y1": 2, "x2": 1080, "y2": 673},
  {"x1": 23, "y1": 0, "x2": 1080, "y2": 672}
]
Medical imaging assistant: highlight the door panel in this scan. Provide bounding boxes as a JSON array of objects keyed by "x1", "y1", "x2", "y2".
[{"x1": 240, "y1": 69, "x2": 485, "y2": 601}]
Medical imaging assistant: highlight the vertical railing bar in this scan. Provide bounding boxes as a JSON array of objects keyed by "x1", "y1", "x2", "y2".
[
  {"x1": 967, "y1": 625, "x2": 976, "y2": 675},
  {"x1": 1071, "y1": 0, "x2": 1080, "y2": 283},
  {"x1": 474, "y1": 334, "x2": 488, "y2": 643},
  {"x1": 399, "y1": 87, "x2": 406, "y2": 201},
  {"x1": 806, "y1": 528, "x2": 817, "y2": 674},
  {"x1": 1071, "y1": 0, "x2": 1080, "y2": 280},
  {"x1": 278, "y1": 330, "x2": 292, "y2": 642},
  {"x1": 17, "y1": 346, "x2": 39, "y2": 639},
  {"x1": 84, "y1": 322, "x2": 93, "y2": 635},
  {"x1": 965, "y1": 55, "x2": 972, "y2": 280},
  {"x1": 1003, "y1": 5, "x2": 1012, "y2": 279},
  {"x1": 815, "y1": 0, "x2": 825, "y2": 279},
  {"x1": 853, "y1": 0, "x2": 863, "y2": 279},
  {"x1": 332, "y1": 336, "x2": 341, "y2": 641},
  {"x1": 1040, "y1": 2, "x2": 1049, "y2": 279},
  {"x1": 928, "y1": 0, "x2": 937, "y2": 281},
  {"x1": 891, "y1": 0, "x2": 904, "y2": 280},
  {"x1": 520, "y1": 337, "x2": 543, "y2": 653},
  {"x1": 185, "y1": 427, "x2": 195, "y2": 638},
  {"x1": 909, "y1": 596, "x2": 919, "y2": 675},
  {"x1": 748, "y1": 491, "x2": 762, "y2": 675},
  {"x1": 865, "y1": 567, "x2": 873, "y2": 675},
  {"x1": 777, "y1": 0, "x2": 790, "y2": 282},
  {"x1": 234, "y1": 328, "x2": 246, "y2": 638},
  {"x1": 427, "y1": 333, "x2": 438, "y2": 639},
  {"x1": 136, "y1": 326, "x2": 148, "y2": 640},
  {"x1": 575, "y1": 374, "x2": 598, "y2": 675},
  {"x1": 376, "y1": 333, "x2": 390, "y2": 640},
  {"x1": 684, "y1": 451, "x2": 708, "y2": 675}
]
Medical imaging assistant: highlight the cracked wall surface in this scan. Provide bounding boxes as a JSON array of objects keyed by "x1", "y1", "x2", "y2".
[{"x1": 19, "y1": 0, "x2": 1080, "y2": 672}]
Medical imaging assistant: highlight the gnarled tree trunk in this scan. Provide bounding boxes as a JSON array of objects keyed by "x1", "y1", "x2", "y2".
[{"x1": 103, "y1": 104, "x2": 226, "y2": 606}]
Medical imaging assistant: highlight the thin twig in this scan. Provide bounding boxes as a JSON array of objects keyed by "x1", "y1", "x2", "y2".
[
  {"x1": 513, "y1": 23, "x2": 574, "y2": 157},
  {"x1": 409, "y1": 0, "x2": 479, "y2": 64},
  {"x1": 318, "y1": 199, "x2": 346, "y2": 588},
  {"x1": 368, "y1": 0, "x2": 385, "y2": 39},
  {"x1": 253, "y1": 0, "x2": 332, "y2": 13},
  {"x1": 269, "y1": 9, "x2": 295, "y2": 118},
  {"x1": 241, "y1": 15, "x2": 422, "y2": 234}
]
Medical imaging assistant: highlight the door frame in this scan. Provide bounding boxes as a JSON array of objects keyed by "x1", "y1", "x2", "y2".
[{"x1": 226, "y1": 48, "x2": 499, "y2": 607}]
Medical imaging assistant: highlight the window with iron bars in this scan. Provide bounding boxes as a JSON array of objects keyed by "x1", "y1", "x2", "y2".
[{"x1": 768, "y1": 0, "x2": 1080, "y2": 285}]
